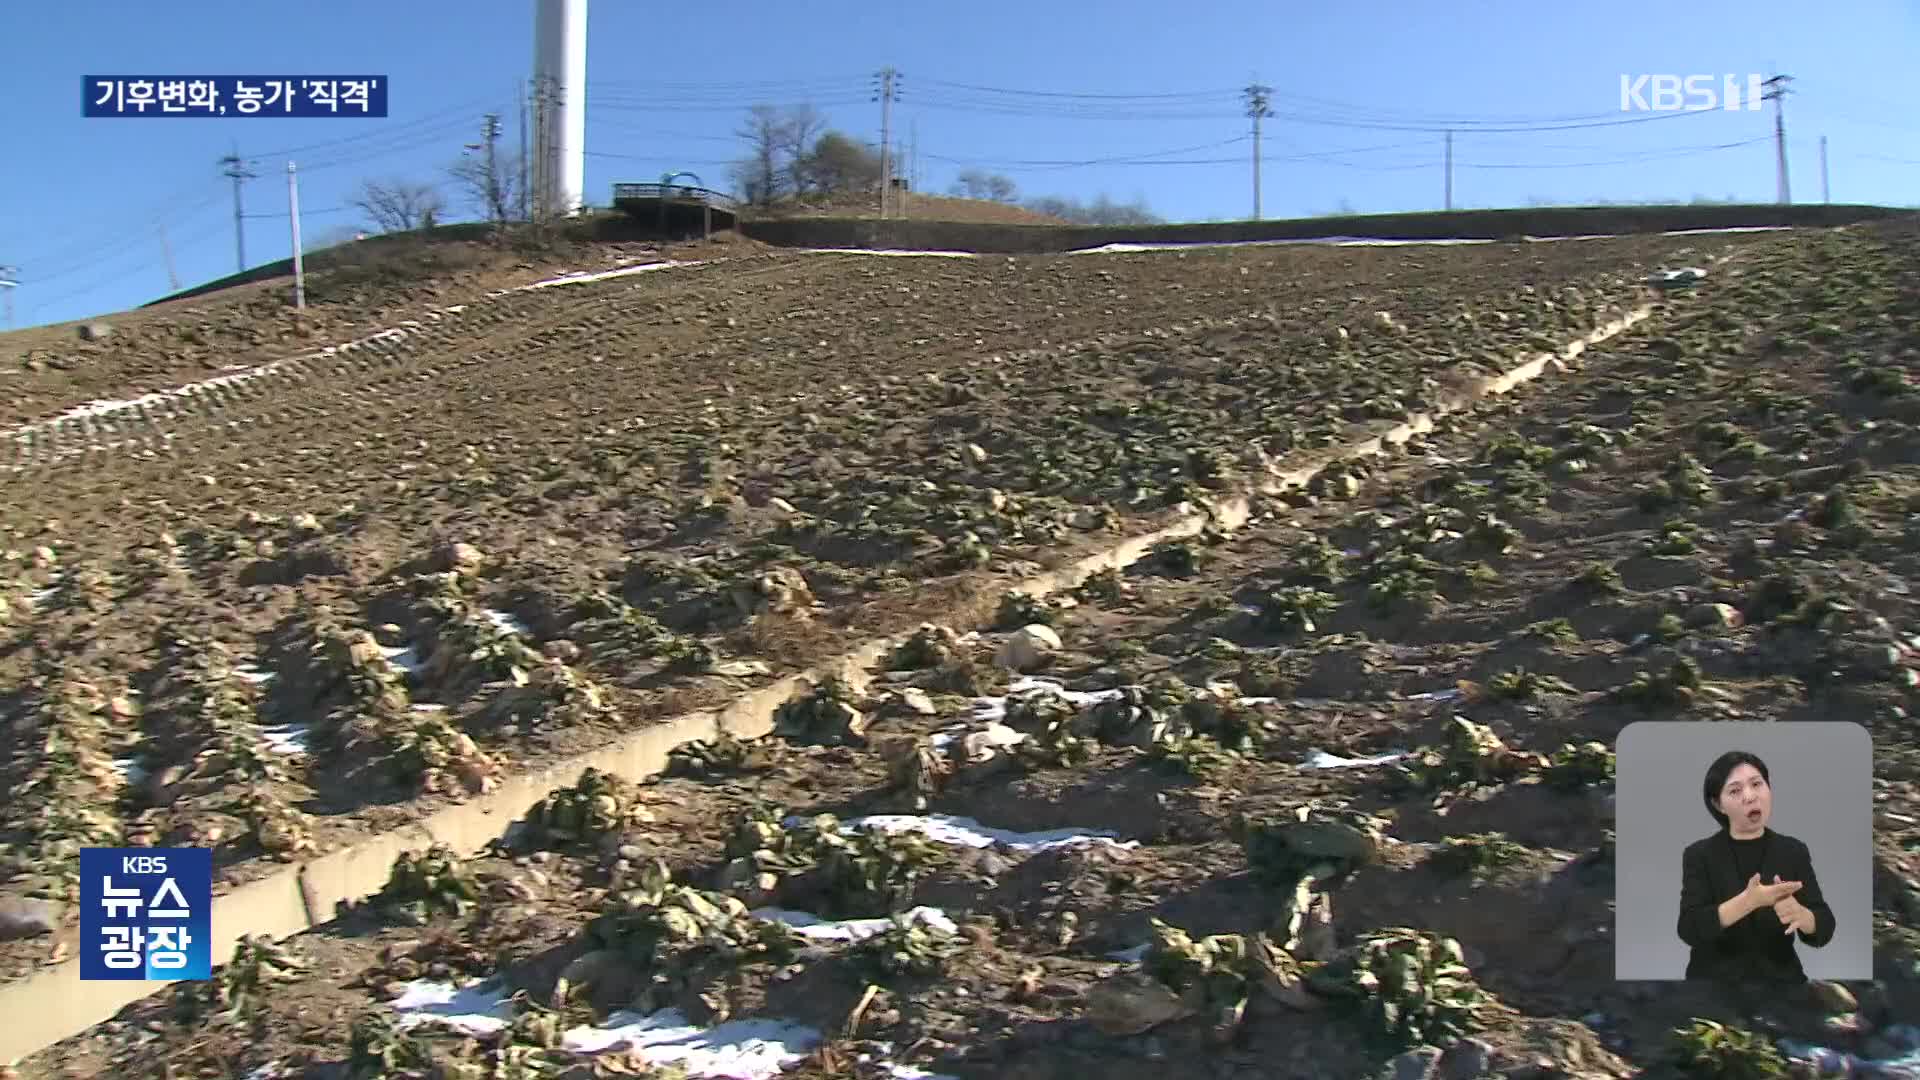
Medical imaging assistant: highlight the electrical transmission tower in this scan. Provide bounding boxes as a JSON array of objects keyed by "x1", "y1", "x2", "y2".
[
  {"x1": 1244, "y1": 83, "x2": 1273, "y2": 220},
  {"x1": 1763, "y1": 74, "x2": 1793, "y2": 204},
  {"x1": 873, "y1": 67, "x2": 901, "y2": 218},
  {"x1": 219, "y1": 145, "x2": 256, "y2": 273}
]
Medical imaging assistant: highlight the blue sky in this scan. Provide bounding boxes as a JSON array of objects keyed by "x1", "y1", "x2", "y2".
[{"x1": 2, "y1": 0, "x2": 1915, "y2": 332}]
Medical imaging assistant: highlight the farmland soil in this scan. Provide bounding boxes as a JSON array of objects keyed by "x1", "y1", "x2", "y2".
[{"x1": 6, "y1": 219, "x2": 1918, "y2": 1079}]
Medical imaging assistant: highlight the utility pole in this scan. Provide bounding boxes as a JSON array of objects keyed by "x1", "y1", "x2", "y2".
[
  {"x1": 874, "y1": 67, "x2": 900, "y2": 219},
  {"x1": 158, "y1": 223, "x2": 180, "y2": 291},
  {"x1": 529, "y1": 77, "x2": 548, "y2": 222},
  {"x1": 1762, "y1": 74, "x2": 1793, "y2": 204},
  {"x1": 1244, "y1": 82, "x2": 1273, "y2": 220},
  {"x1": 0, "y1": 266, "x2": 17, "y2": 330},
  {"x1": 518, "y1": 80, "x2": 530, "y2": 221},
  {"x1": 908, "y1": 120, "x2": 919, "y2": 218},
  {"x1": 1444, "y1": 130, "x2": 1454, "y2": 211},
  {"x1": 287, "y1": 161, "x2": 306, "y2": 310},
  {"x1": 219, "y1": 144, "x2": 256, "y2": 273},
  {"x1": 482, "y1": 113, "x2": 504, "y2": 222},
  {"x1": 286, "y1": 161, "x2": 305, "y2": 309},
  {"x1": 1819, "y1": 135, "x2": 1830, "y2": 204}
]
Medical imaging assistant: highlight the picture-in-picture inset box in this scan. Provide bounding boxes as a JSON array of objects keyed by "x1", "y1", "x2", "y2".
[{"x1": 1614, "y1": 720, "x2": 1873, "y2": 982}]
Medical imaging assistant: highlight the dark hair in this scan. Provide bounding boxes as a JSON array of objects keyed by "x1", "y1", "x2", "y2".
[{"x1": 1702, "y1": 750, "x2": 1770, "y2": 830}]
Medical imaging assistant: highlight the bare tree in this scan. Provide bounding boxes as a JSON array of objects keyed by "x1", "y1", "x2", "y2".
[
  {"x1": 1024, "y1": 193, "x2": 1163, "y2": 225},
  {"x1": 951, "y1": 169, "x2": 1019, "y2": 203},
  {"x1": 351, "y1": 178, "x2": 446, "y2": 233},
  {"x1": 734, "y1": 104, "x2": 787, "y2": 205},
  {"x1": 448, "y1": 151, "x2": 519, "y2": 224},
  {"x1": 776, "y1": 104, "x2": 828, "y2": 196}
]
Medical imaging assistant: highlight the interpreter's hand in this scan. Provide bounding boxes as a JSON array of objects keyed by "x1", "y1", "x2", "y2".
[
  {"x1": 1773, "y1": 893, "x2": 1817, "y2": 936},
  {"x1": 1742, "y1": 872, "x2": 1802, "y2": 912}
]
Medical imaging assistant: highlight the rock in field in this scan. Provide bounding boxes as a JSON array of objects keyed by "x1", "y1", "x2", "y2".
[{"x1": 0, "y1": 898, "x2": 62, "y2": 940}]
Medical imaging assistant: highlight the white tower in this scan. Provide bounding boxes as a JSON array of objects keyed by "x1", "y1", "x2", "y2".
[{"x1": 531, "y1": 0, "x2": 587, "y2": 218}]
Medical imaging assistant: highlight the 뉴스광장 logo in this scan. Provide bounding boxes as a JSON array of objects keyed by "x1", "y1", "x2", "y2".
[
  {"x1": 79, "y1": 847, "x2": 214, "y2": 981},
  {"x1": 1620, "y1": 74, "x2": 1766, "y2": 112}
]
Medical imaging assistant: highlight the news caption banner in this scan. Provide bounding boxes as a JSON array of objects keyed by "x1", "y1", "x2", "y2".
[
  {"x1": 83, "y1": 76, "x2": 387, "y2": 118},
  {"x1": 79, "y1": 848, "x2": 213, "y2": 981}
]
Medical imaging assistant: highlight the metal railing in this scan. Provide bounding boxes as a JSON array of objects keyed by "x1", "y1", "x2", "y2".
[{"x1": 611, "y1": 183, "x2": 740, "y2": 213}]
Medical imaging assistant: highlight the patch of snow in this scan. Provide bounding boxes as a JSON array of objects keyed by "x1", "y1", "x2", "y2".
[
  {"x1": 29, "y1": 586, "x2": 59, "y2": 610},
  {"x1": 885, "y1": 1067, "x2": 961, "y2": 1080},
  {"x1": 969, "y1": 677, "x2": 1125, "y2": 722},
  {"x1": 389, "y1": 978, "x2": 514, "y2": 1035},
  {"x1": 110, "y1": 757, "x2": 149, "y2": 787},
  {"x1": 849, "y1": 813, "x2": 1138, "y2": 852},
  {"x1": 389, "y1": 963, "x2": 956, "y2": 1079},
  {"x1": 382, "y1": 644, "x2": 425, "y2": 675},
  {"x1": 1779, "y1": 1023, "x2": 1920, "y2": 1078},
  {"x1": 1068, "y1": 237, "x2": 1497, "y2": 255},
  {"x1": 1301, "y1": 749, "x2": 1411, "y2": 770},
  {"x1": 796, "y1": 248, "x2": 979, "y2": 258},
  {"x1": 751, "y1": 906, "x2": 959, "y2": 942},
  {"x1": 1107, "y1": 942, "x2": 1151, "y2": 962},
  {"x1": 520, "y1": 261, "x2": 704, "y2": 289},
  {"x1": 564, "y1": 1009, "x2": 820, "y2": 1079},
  {"x1": 484, "y1": 608, "x2": 534, "y2": 637},
  {"x1": 255, "y1": 723, "x2": 310, "y2": 755},
  {"x1": 1067, "y1": 226, "x2": 1789, "y2": 257},
  {"x1": 1646, "y1": 267, "x2": 1708, "y2": 287},
  {"x1": 232, "y1": 662, "x2": 275, "y2": 686},
  {"x1": 1662, "y1": 225, "x2": 1794, "y2": 236},
  {"x1": 928, "y1": 722, "x2": 1027, "y2": 755}
]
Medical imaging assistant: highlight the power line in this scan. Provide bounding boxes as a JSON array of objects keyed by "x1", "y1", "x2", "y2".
[
  {"x1": 920, "y1": 135, "x2": 1769, "y2": 175},
  {"x1": 911, "y1": 77, "x2": 1239, "y2": 103},
  {"x1": 242, "y1": 205, "x2": 352, "y2": 220},
  {"x1": 241, "y1": 97, "x2": 500, "y2": 164},
  {"x1": 1456, "y1": 136, "x2": 1773, "y2": 169},
  {"x1": 587, "y1": 74, "x2": 871, "y2": 92},
  {"x1": 18, "y1": 190, "x2": 226, "y2": 284},
  {"x1": 919, "y1": 136, "x2": 1250, "y2": 170}
]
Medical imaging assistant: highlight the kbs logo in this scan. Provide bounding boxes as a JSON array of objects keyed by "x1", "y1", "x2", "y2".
[
  {"x1": 79, "y1": 847, "x2": 213, "y2": 981},
  {"x1": 1620, "y1": 74, "x2": 1766, "y2": 112}
]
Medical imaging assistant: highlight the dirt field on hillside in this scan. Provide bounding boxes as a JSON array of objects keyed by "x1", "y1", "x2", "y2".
[{"x1": 5, "y1": 221, "x2": 1917, "y2": 1079}]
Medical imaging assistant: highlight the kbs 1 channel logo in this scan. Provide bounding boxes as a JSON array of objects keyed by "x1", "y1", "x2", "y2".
[
  {"x1": 79, "y1": 848, "x2": 213, "y2": 981},
  {"x1": 1619, "y1": 74, "x2": 1768, "y2": 113}
]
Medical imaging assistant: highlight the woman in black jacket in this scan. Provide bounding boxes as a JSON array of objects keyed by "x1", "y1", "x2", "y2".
[{"x1": 1676, "y1": 750, "x2": 1836, "y2": 983}]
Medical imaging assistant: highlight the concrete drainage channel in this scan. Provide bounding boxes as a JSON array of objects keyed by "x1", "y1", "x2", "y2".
[{"x1": 0, "y1": 277, "x2": 1700, "y2": 1064}]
